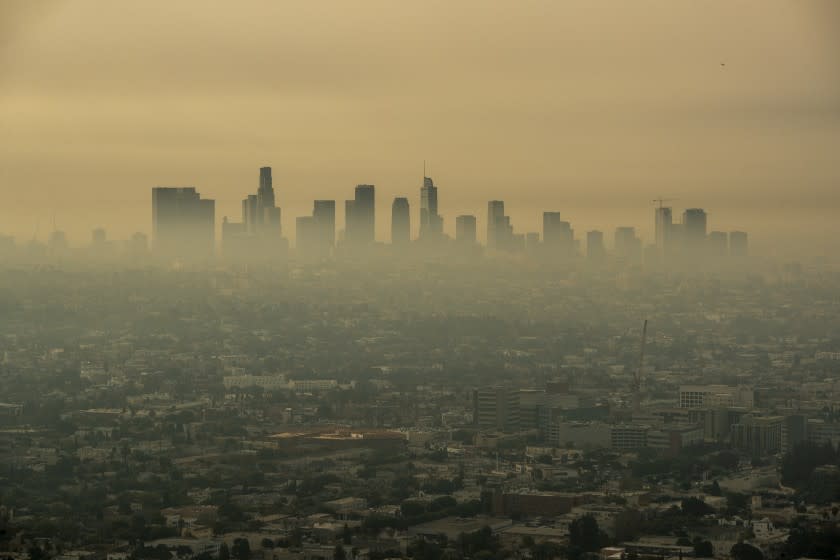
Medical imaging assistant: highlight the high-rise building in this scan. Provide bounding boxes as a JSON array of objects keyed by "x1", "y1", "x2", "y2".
[
  {"x1": 257, "y1": 167, "x2": 276, "y2": 225},
  {"x1": 313, "y1": 200, "x2": 336, "y2": 253},
  {"x1": 586, "y1": 230, "x2": 605, "y2": 260},
  {"x1": 654, "y1": 206, "x2": 672, "y2": 250},
  {"x1": 614, "y1": 226, "x2": 642, "y2": 262},
  {"x1": 294, "y1": 201, "x2": 336, "y2": 258},
  {"x1": 391, "y1": 197, "x2": 410, "y2": 245},
  {"x1": 682, "y1": 208, "x2": 707, "y2": 252},
  {"x1": 151, "y1": 187, "x2": 215, "y2": 257},
  {"x1": 474, "y1": 386, "x2": 521, "y2": 432},
  {"x1": 729, "y1": 231, "x2": 748, "y2": 257},
  {"x1": 487, "y1": 200, "x2": 514, "y2": 250},
  {"x1": 543, "y1": 212, "x2": 575, "y2": 257},
  {"x1": 419, "y1": 176, "x2": 443, "y2": 239},
  {"x1": 346, "y1": 185, "x2": 375, "y2": 246},
  {"x1": 543, "y1": 212, "x2": 562, "y2": 244},
  {"x1": 455, "y1": 215, "x2": 477, "y2": 244},
  {"x1": 242, "y1": 195, "x2": 258, "y2": 235},
  {"x1": 708, "y1": 231, "x2": 728, "y2": 256},
  {"x1": 240, "y1": 167, "x2": 281, "y2": 239}
]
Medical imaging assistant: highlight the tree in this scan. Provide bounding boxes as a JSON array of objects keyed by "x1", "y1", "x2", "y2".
[
  {"x1": 781, "y1": 442, "x2": 837, "y2": 487},
  {"x1": 521, "y1": 535, "x2": 535, "y2": 548},
  {"x1": 569, "y1": 515, "x2": 604, "y2": 553},
  {"x1": 429, "y1": 496, "x2": 457, "y2": 512},
  {"x1": 681, "y1": 497, "x2": 714, "y2": 517},
  {"x1": 532, "y1": 542, "x2": 563, "y2": 560},
  {"x1": 726, "y1": 492, "x2": 750, "y2": 515},
  {"x1": 400, "y1": 501, "x2": 426, "y2": 518},
  {"x1": 231, "y1": 538, "x2": 250, "y2": 560},
  {"x1": 613, "y1": 509, "x2": 642, "y2": 542},
  {"x1": 730, "y1": 542, "x2": 763, "y2": 560},
  {"x1": 694, "y1": 539, "x2": 714, "y2": 557}
]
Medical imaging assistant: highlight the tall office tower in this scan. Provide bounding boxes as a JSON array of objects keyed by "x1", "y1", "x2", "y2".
[
  {"x1": 242, "y1": 195, "x2": 258, "y2": 235},
  {"x1": 586, "y1": 230, "x2": 605, "y2": 260},
  {"x1": 295, "y1": 216, "x2": 316, "y2": 255},
  {"x1": 614, "y1": 226, "x2": 642, "y2": 262},
  {"x1": 654, "y1": 206, "x2": 673, "y2": 250},
  {"x1": 313, "y1": 200, "x2": 336, "y2": 253},
  {"x1": 474, "y1": 386, "x2": 521, "y2": 432},
  {"x1": 351, "y1": 184, "x2": 375, "y2": 245},
  {"x1": 682, "y1": 208, "x2": 707, "y2": 252},
  {"x1": 487, "y1": 200, "x2": 506, "y2": 249},
  {"x1": 256, "y1": 167, "x2": 276, "y2": 224},
  {"x1": 544, "y1": 212, "x2": 575, "y2": 257},
  {"x1": 729, "y1": 231, "x2": 748, "y2": 257},
  {"x1": 152, "y1": 187, "x2": 215, "y2": 257},
  {"x1": 543, "y1": 212, "x2": 563, "y2": 244},
  {"x1": 239, "y1": 166, "x2": 281, "y2": 239},
  {"x1": 391, "y1": 197, "x2": 410, "y2": 245},
  {"x1": 708, "y1": 231, "x2": 728, "y2": 256},
  {"x1": 419, "y1": 176, "x2": 443, "y2": 239},
  {"x1": 455, "y1": 214, "x2": 477, "y2": 244}
]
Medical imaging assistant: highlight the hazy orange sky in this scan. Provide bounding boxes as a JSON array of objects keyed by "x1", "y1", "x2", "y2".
[{"x1": 1, "y1": 1, "x2": 839, "y2": 255}]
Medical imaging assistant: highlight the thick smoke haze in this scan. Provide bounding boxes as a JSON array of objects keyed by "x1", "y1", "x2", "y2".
[{"x1": 1, "y1": 0, "x2": 838, "y2": 257}]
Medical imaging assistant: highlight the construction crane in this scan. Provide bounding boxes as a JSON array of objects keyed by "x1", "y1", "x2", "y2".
[
  {"x1": 652, "y1": 198, "x2": 676, "y2": 209},
  {"x1": 632, "y1": 320, "x2": 648, "y2": 412}
]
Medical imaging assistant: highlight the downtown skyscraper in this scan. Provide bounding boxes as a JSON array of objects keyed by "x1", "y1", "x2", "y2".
[
  {"x1": 249, "y1": 167, "x2": 281, "y2": 236},
  {"x1": 391, "y1": 197, "x2": 410, "y2": 246},
  {"x1": 682, "y1": 208, "x2": 708, "y2": 253},
  {"x1": 221, "y1": 166, "x2": 287, "y2": 259},
  {"x1": 543, "y1": 211, "x2": 574, "y2": 256},
  {"x1": 345, "y1": 185, "x2": 375, "y2": 246},
  {"x1": 151, "y1": 187, "x2": 215, "y2": 258},
  {"x1": 419, "y1": 176, "x2": 443, "y2": 240},
  {"x1": 487, "y1": 200, "x2": 511, "y2": 250},
  {"x1": 455, "y1": 215, "x2": 477, "y2": 245},
  {"x1": 654, "y1": 205, "x2": 673, "y2": 251}
]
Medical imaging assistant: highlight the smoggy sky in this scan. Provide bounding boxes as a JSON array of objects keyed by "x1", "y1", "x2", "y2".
[{"x1": 1, "y1": 1, "x2": 839, "y2": 255}]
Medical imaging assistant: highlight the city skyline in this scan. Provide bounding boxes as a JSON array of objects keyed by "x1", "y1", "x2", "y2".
[
  {"x1": 4, "y1": 164, "x2": 756, "y2": 258},
  {"x1": 2, "y1": 2, "x2": 839, "y2": 257},
  {"x1": 145, "y1": 166, "x2": 751, "y2": 261},
  {"x1": 150, "y1": 166, "x2": 748, "y2": 253}
]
